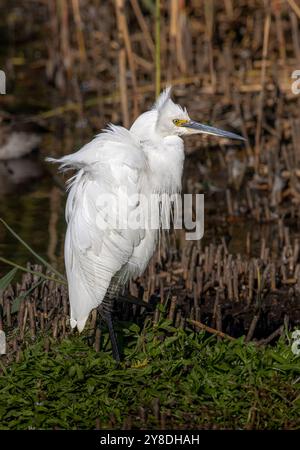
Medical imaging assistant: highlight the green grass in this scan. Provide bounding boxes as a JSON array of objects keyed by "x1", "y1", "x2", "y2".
[{"x1": 0, "y1": 320, "x2": 299, "y2": 430}]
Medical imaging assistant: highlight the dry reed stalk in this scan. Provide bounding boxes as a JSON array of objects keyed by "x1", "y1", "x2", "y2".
[
  {"x1": 169, "y1": 0, "x2": 179, "y2": 78},
  {"x1": 176, "y1": 1, "x2": 188, "y2": 74},
  {"x1": 175, "y1": 310, "x2": 182, "y2": 328},
  {"x1": 153, "y1": 305, "x2": 160, "y2": 325},
  {"x1": 20, "y1": 304, "x2": 28, "y2": 341},
  {"x1": 256, "y1": 325, "x2": 284, "y2": 346},
  {"x1": 246, "y1": 314, "x2": 260, "y2": 342},
  {"x1": 71, "y1": 0, "x2": 87, "y2": 63},
  {"x1": 94, "y1": 327, "x2": 101, "y2": 352},
  {"x1": 216, "y1": 304, "x2": 222, "y2": 337},
  {"x1": 119, "y1": 48, "x2": 130, "y2": 128},
  {"x1": 287, "y1": 0, "x2": 300, "y2": 19},
  {"x1": 133, "y1": 53, "x2": 154, "y2": 71},
  {"x1": 34, "y1": 70, "x2": 273, "y2": 121},
  {"x1": 130, "y1": 0, "x2": 155, "y2": 57},
  {"x1": 52, "y1": 317, "x2": 58, "y2": 339},
  {"x1": 204, "y1": 0, "x2": 216, "y2": 91},
  {"x1": 167, "y1": 295, "x2": 176, "y2": 321},
  {"x1": 58, "y1": 0, "x2": 72, "y2": 81},
  {"x1": 3, "y1": 291, "x2": 11, "y2": 327},
  {"x1": 188, "y1": 319, "x2": 235, "y2": 341},
  {"x1": 289, "y1": 10, "x2": 300, "y2": 63},
  {"x1": 272, "y1": 0, "x2": 286, "y2": 65},
  {"x1": 226, "y1": 189, "x2": 233, "y2": 216},
  {"x1": 28, "y1": 302, "x2": 36, "y2": 340},
  {"x1": 232, "y1": 91, "x2": 252, "y2": 157},
  {"x1": 47, "y1": 186, "x2": 61, "y2": 263},
  {"x1": 0, "y1": 305, "x2": 3, "y2": 331},
  {"x1": 254, "y1": 10, "x2": 271, "y2": 169},
  {"x1": 47, "y1": 0, "x2": 59, "y2": 77},
  {"x1": 155, "y1": 0, "x2": 161, "y2": 98},
  {"x1": 223, "y1": 0, "x2": 233, "y2": 19},
  {"x1": 95, "y1": 418, "x2": 101, "y2": 430},
  {"x1": 115, "y1": 0, "x2": 139, "y2": 118}
]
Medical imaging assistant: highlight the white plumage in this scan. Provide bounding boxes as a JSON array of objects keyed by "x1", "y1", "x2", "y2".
[{"x1": 48, "y1": 86, "x2": 244, "y2": 332}]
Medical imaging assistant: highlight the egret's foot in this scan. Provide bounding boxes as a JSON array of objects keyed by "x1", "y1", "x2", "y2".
[{"x1": 100, "y1": 309, "x2": 121, "y2": 362}]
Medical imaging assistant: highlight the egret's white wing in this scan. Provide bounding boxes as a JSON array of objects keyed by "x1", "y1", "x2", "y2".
[{"x1": 48, "y1": 125, "x2": 147, "y2": 331}]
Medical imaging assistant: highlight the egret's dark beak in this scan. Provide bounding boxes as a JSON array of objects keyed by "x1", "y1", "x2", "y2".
[{"x1": 182, "y1": 120, "x2": 246, "y2": 141}]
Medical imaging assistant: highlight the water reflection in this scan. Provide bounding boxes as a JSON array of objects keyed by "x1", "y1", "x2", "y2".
[
  {"x1": 0, "y1": 156, "x2": 43, "y2": 195},
  {"x1": 0, "y1": 152, "x2": 65, "y2": 276}
]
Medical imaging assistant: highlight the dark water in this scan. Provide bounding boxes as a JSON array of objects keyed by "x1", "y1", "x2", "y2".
[
  {"x1": 0, "y1": 160, "x2": 66, "y2": 276},
  {"x1": 0, "y1": 5, "x2": 66, "y2": 277}
]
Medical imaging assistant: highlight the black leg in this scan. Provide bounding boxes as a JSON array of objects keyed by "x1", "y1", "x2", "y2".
[
  {"x1": 101, "y1": 310, "x2": 121, "y2": 362},
  {"x1": 106, "y1": 312, "x2": 121, "y2": 362}
]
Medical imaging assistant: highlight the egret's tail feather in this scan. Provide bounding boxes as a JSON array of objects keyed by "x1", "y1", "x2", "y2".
[
  {"x1": 70, "y1": 316, "x2": 89, "y2": 333},
  {"x1": 45, "y1": 155, "x2": 84, "y2": 172}
]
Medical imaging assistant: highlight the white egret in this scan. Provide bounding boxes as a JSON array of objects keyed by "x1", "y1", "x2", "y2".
[{"x1": 48, "y1": 86, "x2": 245, "y2": 360}]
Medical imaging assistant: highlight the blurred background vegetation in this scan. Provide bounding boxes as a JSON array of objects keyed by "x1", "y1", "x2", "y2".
[
  {"x1": 1, "y1": 0, "x2": 300, "y2": 430},
  {"x1": 1, "y1": 0, "x2": 300, "y2": 272},
  {"x1": 1, "y1": 0, "x2": 300, "y2": 329},
  {"x1": 0, "y1": 0, "x2": 299, "y2": 261}
]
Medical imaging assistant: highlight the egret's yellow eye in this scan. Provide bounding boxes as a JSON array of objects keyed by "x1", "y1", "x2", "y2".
[{"x1": 173, "y1": 119, "x2": 188, "y2": 127}]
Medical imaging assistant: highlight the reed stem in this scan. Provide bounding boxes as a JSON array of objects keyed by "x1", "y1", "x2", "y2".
[{"x1": 155, "y1": 0, "x2": 161, "y2": 98}]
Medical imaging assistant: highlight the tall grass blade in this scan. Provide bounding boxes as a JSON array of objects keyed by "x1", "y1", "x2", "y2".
[
  {"x1": 0, "y1": 257, "x2": 67, "y2": 286},
  {"x1": 11, "y1": 279, "x2": 44, "y2": 314},
  {"x1": 0, "y1": 268, "x2": 18, "y2": 292},
  {"x1": 0, "y1": 218, "x2": 66, "y2": 281}
]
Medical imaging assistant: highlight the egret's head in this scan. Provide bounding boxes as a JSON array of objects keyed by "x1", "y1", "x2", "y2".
[{"x1": 154, "y1": 86, "x2": 245, "y2": 141}]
